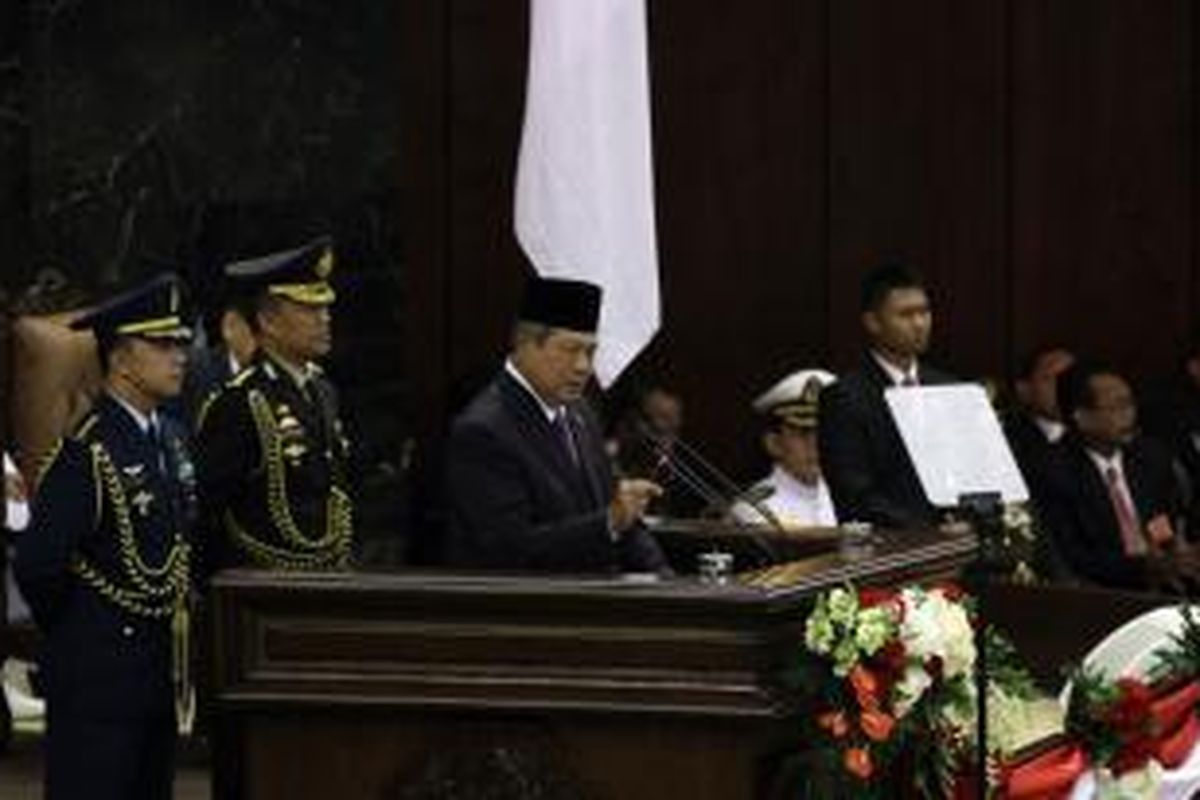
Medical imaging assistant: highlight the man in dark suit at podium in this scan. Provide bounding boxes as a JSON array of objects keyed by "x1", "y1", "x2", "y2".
[
  {"x1": 1039, "y1": 360, "x2": 1183, "y2": 590},
  {"x1": 818, "y1": 262, "x2": 955, "y2": 529},
  {"x1": 444, "y1": 277, "x2": 668, "y2": 573}
]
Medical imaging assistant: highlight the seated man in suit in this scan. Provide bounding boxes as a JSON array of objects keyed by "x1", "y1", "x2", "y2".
[
  {"x1": 1039, "y1": 359, "x2": 1184, "y2": 590},
  {"x1": 444, "y1": 276, "x2": 668, "y2": 573},
  {"x1": 1004, "y1": 345, "x2": 1075, "y2": 491},
  {"x1": 818, "y1": 262, "x2": 955, "y2": 529},
  {"x1": 732, "y1": 369, "x2": 838, "y2": 528}
]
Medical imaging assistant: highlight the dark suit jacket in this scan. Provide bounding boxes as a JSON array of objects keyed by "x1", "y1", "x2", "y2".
[
  {"x1": 445, "y1": 371, "x2": 668, "y2": 573},
  {"x1": 1004, "y1": 411, "x2": 1059, "y2": 492},
  {"x1": 1038, "y1": 434, "x2": 1178, "y2": 590},
  {"x1": 15, "y1": 395, "x2": 196, "y2": 720},
  {"x1": 818, "y1": 354, "x2": 955, "y2": 529}
]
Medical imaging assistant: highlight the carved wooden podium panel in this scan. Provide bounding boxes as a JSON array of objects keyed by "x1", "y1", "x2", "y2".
[{"x1": 209, "y1": 528, "x2": 975, "y2": 799}]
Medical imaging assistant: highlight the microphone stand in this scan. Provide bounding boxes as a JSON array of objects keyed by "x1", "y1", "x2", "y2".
[
  {"x1": 959, "y1": 491, "x2": 1003, "y2": 800},
  {"x1": 638, "y1": 423, "x2": 782, "y2": 563}
]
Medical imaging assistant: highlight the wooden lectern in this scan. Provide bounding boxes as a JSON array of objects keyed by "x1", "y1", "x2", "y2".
[{"x1": 209, "y1": 528, "x2": 974, "y2": 799}]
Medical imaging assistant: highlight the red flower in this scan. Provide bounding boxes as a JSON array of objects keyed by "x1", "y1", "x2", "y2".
[
  {"x1": 935, "y1": 582, "x2": 966, "y2": 602},
  {"x1": 1108, "y1": 679, "x2": 1154, "y2": 735},
  {"x1": 860, "y1": 708, "x2": 896, "y2": 743},
  {"x1": 858, "y1": 587, "x2": 896, "y2": 609},
  {"x1": 817, "y1": 710, "x2": 850, "y2": 739},
  {"x1": 1111, "y1": 736, "x2": 1157, "y2": 776},
  {"x1": 843, "y1": 747, "x2": 874, "y2": 780},
  {"x1": 873, "y1": 640, "x2": 907, "y2": 680},
  {"x1": 850, "y1": 664, "x2": 882, "y2": 710}
]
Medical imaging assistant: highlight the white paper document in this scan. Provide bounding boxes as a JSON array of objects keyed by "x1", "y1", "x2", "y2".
[{"x1": 884, "y1": 383, "x2": 1029, "y2": 508}]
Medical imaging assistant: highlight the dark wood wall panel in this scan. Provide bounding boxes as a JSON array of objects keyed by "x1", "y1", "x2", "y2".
[
  {"x1": 828, "y1": 0, "x2": 1009, "y2": 377},
  {"x1": 646, "y1": 0, "x2": 829, "y2": 470},
  {"x1": 403, "y1": 1, "x2": 1200, "y2": 476},
  {"x1": 445, "y1": 1, "x2": 530, "y2": 402},
  {"x1": 1010, "y1": 0, "x2": 1194, "y2": 377}
]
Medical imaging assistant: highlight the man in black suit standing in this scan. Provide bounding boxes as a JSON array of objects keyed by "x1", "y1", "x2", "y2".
[
  {"x1": 818, "y1": 262, "x2": 955, "y2": 529},
  {"x1": 1039, "y1": 360, "x2": 1185, "y2": 590},
  {"x1": 444, "y1": 277, "x2": 668, "y2": 573}
]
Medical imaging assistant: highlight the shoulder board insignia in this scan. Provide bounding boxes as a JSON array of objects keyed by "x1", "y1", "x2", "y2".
[
  {"x1": 70, "y1": 412, "x2": 101, "y2": 442},
  {"x1": 228, "y1": 365, "x2": 258, "y2": 388}
]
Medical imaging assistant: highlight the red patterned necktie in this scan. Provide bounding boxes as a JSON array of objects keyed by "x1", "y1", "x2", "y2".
[{"x1": 1104, "y1": 465, "x2": 1145, "y2": 555}]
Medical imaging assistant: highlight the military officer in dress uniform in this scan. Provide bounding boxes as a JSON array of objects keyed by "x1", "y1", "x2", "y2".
[
  {"x1": 194, "y1": 237, "x2": 353, "y2": 574},
  {"x1": 15, "y1": 274, "x2": 196, "y2": 800},
  {"x1": 731, "y1": 369, "x2": 839, "y2": 528}
]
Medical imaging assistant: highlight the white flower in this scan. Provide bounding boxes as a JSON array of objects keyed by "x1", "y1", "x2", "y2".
[
  {"x1": 805, "y1": 613, "x2": 836, "y2": 655},
  {"x1": 832, "y1": 638, "x2": 860, "y2": 677},
  {"x1": 853, "y1": 606, "x2": 895, "y2": 656},
  {"x1": 826, "y1": 587, "x2": 858, "y2": 627},
  {"x1": 1095, "y1": 759, "x2": 1163, "y2": 800},
  {"x1": 893, "y1": 664, "x2": 933, "y2": 718},
  {"x1": 900, "y1": 589, "x2": 976, "y2": 680}
]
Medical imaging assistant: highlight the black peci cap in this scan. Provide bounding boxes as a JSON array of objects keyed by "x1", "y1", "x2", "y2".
[{"x1": 518, "y1": 276, "x2": 602, "y2": 333}]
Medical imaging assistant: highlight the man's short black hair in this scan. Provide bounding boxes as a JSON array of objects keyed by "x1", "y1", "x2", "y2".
[
  {"x1": 1057, "y1": 358, "x2": 1123, "y2": 422},
  {"x1": 860, "y1": 261, "x2": 926, "y2": 312}
]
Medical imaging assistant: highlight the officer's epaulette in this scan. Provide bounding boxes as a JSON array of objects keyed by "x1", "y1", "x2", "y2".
[
  {"x1": 196, "y1": 365, "x2": 260, "y2": 432},
  {"x1": 228, "y1": 364, "x2": 259, "y2": 388},
  {"x1": 69, "y1": 411, "x2": 102, "y2": 443},
  {"x1": 32, "y1": 411, "x2": 100, "y2": 488}
]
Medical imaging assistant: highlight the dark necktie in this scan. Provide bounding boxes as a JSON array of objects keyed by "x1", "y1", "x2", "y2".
[
  {"x1": 555, "y1": 410, "x2": 581, "y2": 469},
  {"x1": 147, "y1": 420, "x2": 169, "y2": 477}
]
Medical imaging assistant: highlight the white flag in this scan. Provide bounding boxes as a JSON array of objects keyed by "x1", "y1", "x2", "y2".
[{"x1": 514, "y1": 0, "x2": 660, "y2": 386}]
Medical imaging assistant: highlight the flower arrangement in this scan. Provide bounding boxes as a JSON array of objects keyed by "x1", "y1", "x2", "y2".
[
  {"x1": 1050, "y1": 604, "x2": 1200, "y2": 798},
  {"x1": 796, "y1": 583, "x2": 980, "y2": 798},
  {"x1": 793, "y1": 589, "x2": 1200, "y2": 798}
]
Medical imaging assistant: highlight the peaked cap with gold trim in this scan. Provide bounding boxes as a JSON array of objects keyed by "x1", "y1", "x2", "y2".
[
  {"x1": 224, "y1": 236, "x2": 336, "y2": 306},
  {"x1": 752, "y1": 369, "x2": 836, "y2": 430},
  {"x1": 70, "y1": 273, "x2": 193, "y2": 341}
]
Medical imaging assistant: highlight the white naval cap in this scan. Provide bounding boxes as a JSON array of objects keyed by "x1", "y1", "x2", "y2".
[{"x1": 751, "y1": 368, "x2": 836, "y2": 428}]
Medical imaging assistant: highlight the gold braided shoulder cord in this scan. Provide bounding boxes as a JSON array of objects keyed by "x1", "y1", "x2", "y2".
[
  {"x1": 229, "y1": 389, "x2": 352, "y2": 567},
  {"x1": 71, "y1": 442, "x2": 190, "y2": 618}
]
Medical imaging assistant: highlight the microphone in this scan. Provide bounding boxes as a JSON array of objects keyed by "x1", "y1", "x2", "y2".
[{"x1": 636, "y1": 422, "x2": 784, "y2": 561}]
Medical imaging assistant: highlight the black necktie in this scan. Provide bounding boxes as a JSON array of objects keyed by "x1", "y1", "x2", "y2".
[
  {"x1": 555, "y1": 410, "x2": 581, "y2": 469},
  {"x1": 147, "y1": 420, "x2": 168, "y2": 476}
]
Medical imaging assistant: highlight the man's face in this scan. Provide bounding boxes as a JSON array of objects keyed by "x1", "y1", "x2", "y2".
[
  {"x1": 1018, "y1": 349, "x2": 1075, "y2": 420},
  {"x1": 259, "y1": 297, "x2": 333, "y2": 362},
  {"x1": 765, "y1": 425, "x2": 822, "y2": 485},
  {"x1": 863, "y1": 287, "x2": 932, "y2": 360},
  {"x1": 516, "y1": 328, "x2": 597, "y2": 406},
  {"x1": 642, "y1": 389, "x2": 683, "y2": 438},
  {"x1": 1076, "y1": 373, "x2": 1137, "y2": 448},
  {"x1": 116, "y1": 337, "x2": 189, "y2": 401}
]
